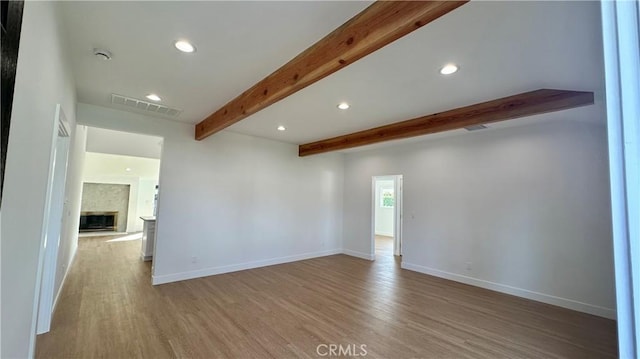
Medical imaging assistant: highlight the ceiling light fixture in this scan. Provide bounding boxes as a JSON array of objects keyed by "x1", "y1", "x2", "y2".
[
  {"x1": 440, "y1": 63, "x2": 458, "y2": 75},
  {"x1": 175, "y1": 40, "x2": 196, "y2": 53},
  {"x1": 125, "y1": 168, "x2": 132, "y2": 172},
  {"x1": 146, "y1": 94, "x2": 161, "y2": 102},
  {"x1": 277, "y1": 125, "x2": 286, "y2": 131},
  {"x1": 337, "y1": 102, "x2": 350, "y2": 110}
]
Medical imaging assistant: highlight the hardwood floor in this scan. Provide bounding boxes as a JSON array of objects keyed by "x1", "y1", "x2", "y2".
[
  {"x1": 375, "y1": 235, "x2": 394, "y2": 257},
  {"x1": 36, "y1": 234, "x2": 617, "y2": 358}
]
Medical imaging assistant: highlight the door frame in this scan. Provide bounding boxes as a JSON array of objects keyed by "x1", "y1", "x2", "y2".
[
  {"x1": 370, "y1": 174, "x2": 403, "y2": 260},
  {"x1": 35, "y1": 104, "x2": 71, "y2": 334}
]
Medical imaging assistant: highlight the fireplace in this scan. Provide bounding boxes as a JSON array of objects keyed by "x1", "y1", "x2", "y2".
[{"x1": 79, "y1": 211, "x2": 118, "y2": 232}]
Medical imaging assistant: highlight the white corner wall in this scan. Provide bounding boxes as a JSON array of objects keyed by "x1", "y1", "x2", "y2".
[
  {"x1": 0, "y1": 2, "x2": 78, "y2": 357},
  {"x1": 343, "y1": 120, "x2": 616, "y2": 319},
  {"x1": 76, "y1": 103, "x2": 344, "y2": 285}
]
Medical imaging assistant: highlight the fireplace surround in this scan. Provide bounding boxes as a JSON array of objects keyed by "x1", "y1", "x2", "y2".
[{"x1": 79, "y1": 211, "x2": 118, "y2": 232}]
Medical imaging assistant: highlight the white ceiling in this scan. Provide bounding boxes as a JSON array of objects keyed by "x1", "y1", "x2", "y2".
[
  {"x1": 83, "y1": 152, "x2": 160, "y2": 180},
  {"x1": 60, "y1": 1, "x2": 605, "y2": 146},
  {"x1": 86, "y1": 127, "x2": 163, "y2": 159}
]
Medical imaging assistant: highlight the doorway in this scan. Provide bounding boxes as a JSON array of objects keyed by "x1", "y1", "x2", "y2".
[
  {"x1": 79, "y1": 127, "x2": 163, "y2": 263},
  {"x1": 36, "y1": 125, "x2": 164, "y2": 336},
  {"x1": 371, "y1": 175, "x2": 403, "y2": 260}
]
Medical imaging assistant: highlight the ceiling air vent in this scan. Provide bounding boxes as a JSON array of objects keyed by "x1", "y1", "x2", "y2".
[
  {"x1": 111, "y1": 94, "x2": 182, "y2": 118},
  {"x1": 464, "y1": 124, "x2": 488, "y2": 131}
]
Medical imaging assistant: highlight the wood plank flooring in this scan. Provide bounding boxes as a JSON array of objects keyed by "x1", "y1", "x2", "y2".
[
  {"x1": 36, "y1": 235, "x2": 617, "y2": 358},
  {"x1": 375, "y1": 235, "x2": 394, "y2": 256}
]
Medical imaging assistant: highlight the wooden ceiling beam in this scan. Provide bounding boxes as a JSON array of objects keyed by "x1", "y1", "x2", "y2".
[
  {"x1": 298, "y1": 89, "x2": 594, "y2": 156},
  {"x1": 195, "y1": 0, "x2": 468, "y2": 141}
]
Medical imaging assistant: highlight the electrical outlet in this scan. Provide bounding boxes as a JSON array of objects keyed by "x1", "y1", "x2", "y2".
[{"x1": 191, "y1": 256, "x2": 197, "y2": 264}]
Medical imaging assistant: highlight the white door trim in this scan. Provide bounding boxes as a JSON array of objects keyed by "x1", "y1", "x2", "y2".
[
  {"x1": 601, "y1": 1, "x2": 639, "y2": 356},
  {"x1": 394, "y1": 175, "x2": 403, "y2": 256},
  {"x1": 36, "y1": 105, "x2": 71, "y2": 334},
  {"x1": 371, "y1": 175, "x2": 403, "y2": 260}
]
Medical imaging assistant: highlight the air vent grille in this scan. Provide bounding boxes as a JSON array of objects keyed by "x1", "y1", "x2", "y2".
[
  {"x1": 111, "y1": 94, "x2": 182, "y2": 118},
  {"x1": 58, "y1": 121, "x2": 70, "y2": 137}
]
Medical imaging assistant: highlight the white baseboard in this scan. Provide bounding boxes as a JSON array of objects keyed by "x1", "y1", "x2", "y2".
[
  {"x1": 52, "y1": 247, "x2": 77, "y2": 314},
  {"x1": 401, "y1": 262, "x2": 616, "y2": 320},
  {"x1": 152, "y1": 249, "x2": 342, "y2": 285},
  {"x1": 342, "y1": 249, "x2": 374, "y2": 261}
]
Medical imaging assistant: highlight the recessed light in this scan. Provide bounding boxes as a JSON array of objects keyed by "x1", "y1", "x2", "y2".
[
  {"x1": 125, "y1": 168, "x2": 132, "y2": 172},
  {"x1": 337, "y1": 102, "x2": 350, "y2": 110},
  {"x1": 440, "y1": 64, "x2": 458, "y2": 75},
  {"x1": 146, "y1": 94, "x2": 161, "y2": 102},
  {"x1": 277, "y1": 125, "x2": 286, "y2": 131},
  {"x1": 175, "y1": 40, "x2": 196, "y2": 53}
]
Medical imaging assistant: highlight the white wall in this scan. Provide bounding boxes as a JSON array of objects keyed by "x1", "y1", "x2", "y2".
[
  {"x1": 343, "y1": 120, "x2": 616, "y2": 318},
  {"x1": 137, "y1": 178, "x2": 157, "y2": 218},
  {"x1": 76, "y1": 103, "x2": 344, "y2": 285},
  {"x1": 374, "y1": 179, "x2": 394, "y2": 237},
  {"x1": 0, "y1": 2, "x2": 79, "y2": 357}
]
